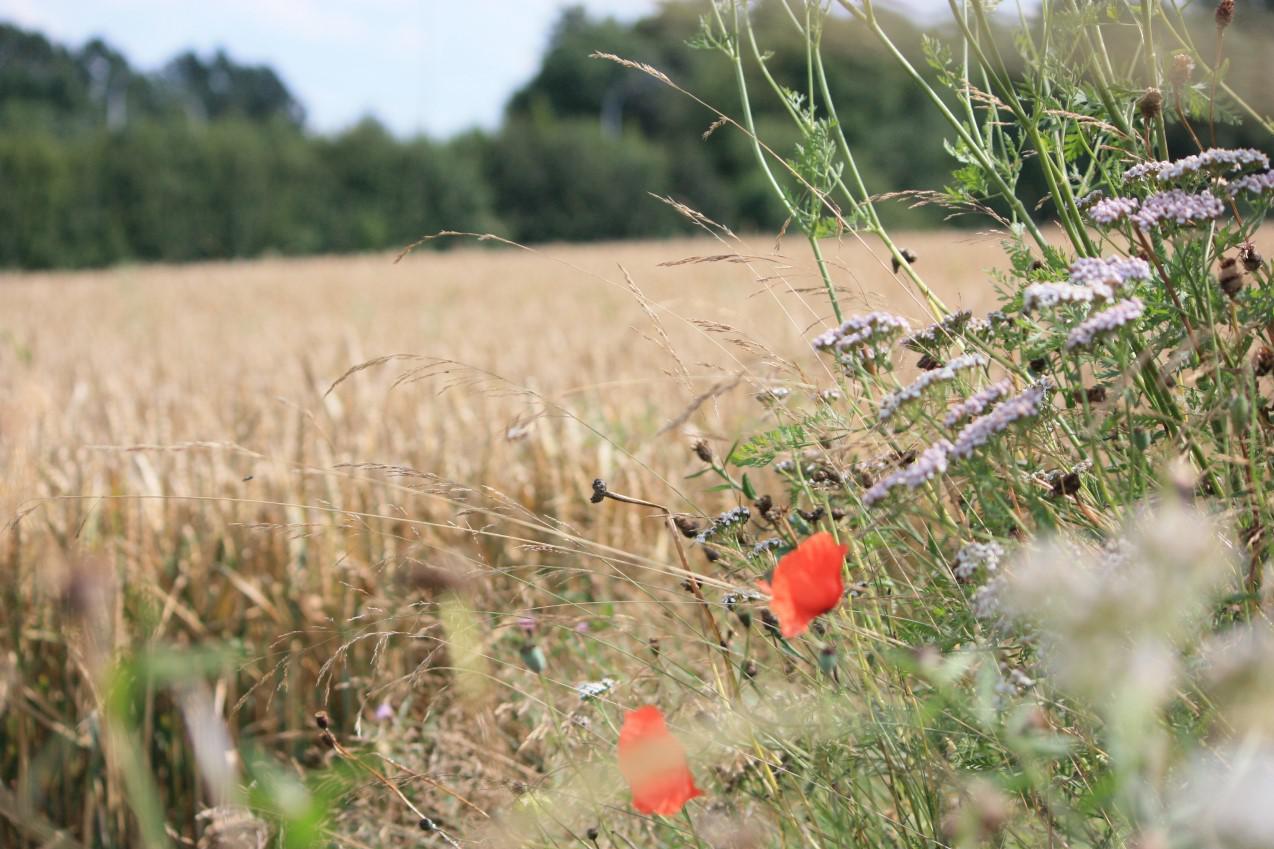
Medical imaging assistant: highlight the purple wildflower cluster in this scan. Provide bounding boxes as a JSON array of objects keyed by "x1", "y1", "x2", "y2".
[
  {"x1": 1123, "y1": 161, "x2": 1168, "y2": 182},
  {"x1": 950, "y1": 379, "x2": 1053, "y2": 459},
  {"x1": 1065, "y1": 298, "x2": 1144, "y2": 351},
  {"x1": 967, "y1": 310, "x2": 1013, "y2": 339},
  {"x1": 862, "y1": 439, "x2": 953, "y2": 507},
  {"x1": 1154, "y1": 148, "x2": 1269, "y2": 182},
  {"x1": 1025, "y1": 255, "x2": 1151, "y2": 311},
  {"x1": 812, "y1": 311, "x2": 910, "y2": 355},
  {"x1": 901, "y1": 310, "x2": 973, "y2": 352},
  {"x1": 1023, "y1": 282, "x2": 1105, "y2": 311},
  {"x1": 1088, "y1": 196, "x2": 1140, "y2": 226},
  {"x1": 1125, "y1": 148, "x2": 1269, "y2": 184},
  {"x1": 1068, "y1": 256, "x2": 1151, "y2": 289},
  {"x1": 944, "y1": 379, "x2": 1013, "y2": 428},
  {"x1": 1228, "y1": 171, "x2": 1274, "y2": 198},
  {"x1": 1130, "y1": 189, "x2": 1225, "y2": 230},
  {"x1": 877, "y1": 353, "x2": 988, "y2": 423}
]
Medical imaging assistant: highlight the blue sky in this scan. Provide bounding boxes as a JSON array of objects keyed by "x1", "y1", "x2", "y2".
[{"x1": 0, "y1": 0, "x2": 662, "y2": 137}]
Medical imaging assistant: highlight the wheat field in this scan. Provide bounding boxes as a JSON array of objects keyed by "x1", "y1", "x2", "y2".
[{"x1": 0, "y1": 230, "x2": 1042, "y2": 844}]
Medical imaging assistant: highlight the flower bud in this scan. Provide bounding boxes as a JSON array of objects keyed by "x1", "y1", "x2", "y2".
[
  {"x1": 1218, "y1": 256, "x2": 1245, "y2": 298},
  {"x1": 1169, "y1": 53, "x2": 1195, "y2": 88},
  {"x1": 1138, "y1": 88, "x2": 1164, "y2": 120},
  {"x1": 520, "y1": 643, "x2": 547, "y2": 674},
  {"x1": 1216, "y1": 0, "x2": 1234, "y2": 29}
]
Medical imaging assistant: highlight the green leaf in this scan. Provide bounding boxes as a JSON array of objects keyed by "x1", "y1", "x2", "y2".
[{"x1": 729, "y1": 423, "x2": 807, "y2": 467}]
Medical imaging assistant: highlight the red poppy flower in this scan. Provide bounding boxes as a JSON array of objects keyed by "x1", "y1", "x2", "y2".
[
  {"x1": 756, "y1": 531, "x2": 848, "y2": 638},
  {"x1": 618, "y1": 705, "x2": 703, "y2": 815}
]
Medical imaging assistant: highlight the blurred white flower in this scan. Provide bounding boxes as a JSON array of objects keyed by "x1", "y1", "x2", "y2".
[{"x1": 1174, "y1": 743, "x2": 1274, "y2": 849}]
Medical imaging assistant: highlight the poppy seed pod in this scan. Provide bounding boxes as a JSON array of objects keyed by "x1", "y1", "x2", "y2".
[
  {"x1": 692, "y1": 439, "x2": 713, "y2": 464},
  {"x1": 818, "y1": 645, "x2": 838, "y2": 677},
  {"x1": 520, "y1": 643, "x2": 547, "y2": 674}
]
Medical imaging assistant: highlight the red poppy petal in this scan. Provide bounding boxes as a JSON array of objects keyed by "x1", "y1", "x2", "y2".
[
  {"x1": 766, "y1": 532, "x2": 848, "y2": 638},
  {"x1": 632, "y1": 771, "x2": 704, "y2": 815},
  {"x1": 618, "y1": 706, "x2": 703, "y2": 816}
]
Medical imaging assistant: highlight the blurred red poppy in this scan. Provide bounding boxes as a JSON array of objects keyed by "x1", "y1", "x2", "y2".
[
  {"x1": 618, "y1": 705, "x2": 703, "y2": 815},
  {"x1": 757, "y1": 531, "x2": 848, "y2": 638}
]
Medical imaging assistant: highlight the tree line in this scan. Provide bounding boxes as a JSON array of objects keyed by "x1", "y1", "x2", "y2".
[{"x1": 1, "y1": 1, "x2": 1269, "y2": 269}]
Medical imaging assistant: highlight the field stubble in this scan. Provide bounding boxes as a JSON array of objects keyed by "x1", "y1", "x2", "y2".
[{"x1": 0, "y1": 230, "x2": 1100, "y2": 843}]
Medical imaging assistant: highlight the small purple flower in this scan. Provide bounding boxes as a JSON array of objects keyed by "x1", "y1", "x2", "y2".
[
  {"x1": 877, "y1": 353, "x2": 988, "y2": 423},
  {"x1": 1228, "y1": 171, "x2": 1274, "y2": 198},
  {"x1": 954, "y1": 541, "x2": 1005, "y2": 580},
  {"x1": 374, "y1": 700, "x2": 394, "y2": 722},
  {"x1": 1077, "y1": 189, "x2": 1105, "y2": 210},
  {"x1": 813, "y1": 311, "x2": 911, "y2": 354},
  {"x1": 517, "y1": 617, "x2": 537, "y2": 634},
  {"x1": 1065, "y1": 298, "x2": 1144, "y2": 350},
  {"x1": 1155, "y1": 147, "x2": 1270, "y2": 182},
  {"x1": 944, "y1": 379, "x2": 1013, "y2": 428},
  {"x1": 863, "y1": 439, "x2": 953, "y2": 507},
  {"x1": 1088, "y1": 196, "x2": 1140, "y2": 226},
  {"x1": 574, "y1": 620, "x2": 590, "y2": 633},
  {"x1": 950, "y1": 380, "x2": 1052, "y2": 459},
  {"x1": 1023, "y1": 282, "x2": 1103, "y2": 311},
  {"x1": 1068, "y1": 256, "x2": 1151, "y2": 289},
  {"x1": 1124, "y1": 161, "x2": 1169, "y2": 182},
  {"x1": 1130, "y1": 189, "x2": 1225, "y2": 230},
  {"x1": 901, "y1": 310, "x2": 973, "y2": 352},
  {"x1": 1125, "y1": 149, "x2": 1269, "y2": 184}
]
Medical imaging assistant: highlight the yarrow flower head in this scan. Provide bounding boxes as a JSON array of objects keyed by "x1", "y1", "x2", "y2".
[
  {"x1": 1131, "y1": 189, "x2": 1225, "y2": 230},
  {"x1": 954, "y1": 541, "x2": 1005, "y2": 580},
  {"x1": 878, "y1": 353, "x2": 988, "y2": 423},
  {"x1": 863, "y1": 439, "x2": 953, "y2": 507},
  {"x1": 1065, "y1": 298, "x2": 1144, "y2": 351},
  {"x1": 944, "y1": 379, "x2": 1013, "y2": 427},
  {"x1": 950, "y1": 380, "x2": 1052, "y2": 459},
  {"x1": 1088, "y1": 195, "x2": 1140, "y2": 226}
]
